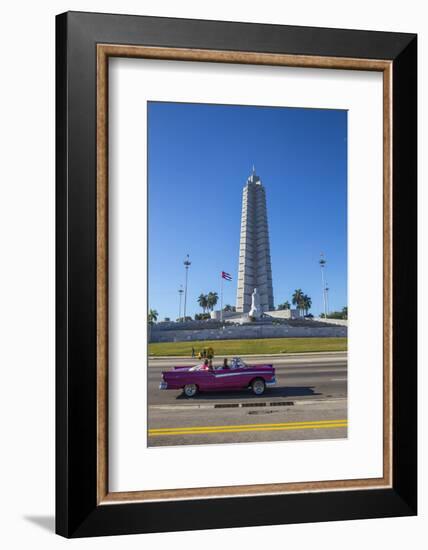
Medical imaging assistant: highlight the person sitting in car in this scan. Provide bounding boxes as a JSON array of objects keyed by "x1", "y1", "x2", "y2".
[{"x1": 223, "y1": 358, "x2": 230, "y2": 369}]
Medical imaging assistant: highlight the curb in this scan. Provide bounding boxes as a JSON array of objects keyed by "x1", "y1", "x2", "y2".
[
  {"x1": 148, "y1": 351, "x2": 347, "y2": 360},
  {"x1": 214, "y1": 401, "x2": 294, "y2": 409},
  {"x1": 149, "y1": 397, "x2": 346, "y2": 411},
  {"x1": 149, "y1": 401, "x2": 294, "y2": 410}
]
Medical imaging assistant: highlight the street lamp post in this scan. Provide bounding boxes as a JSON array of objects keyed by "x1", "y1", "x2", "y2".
[
  {"x1": 319, "y1": 253, "x2": 328, "y2": 319},
  {"x1": 178, "y1": 285, "x2": 184, "y2": 321},
  {"x1": 183, "y1": 254, "x2": 191, "y2": 320},
  {"x1": 325, "y1": 282, "x2": 330, "y2": 316}
]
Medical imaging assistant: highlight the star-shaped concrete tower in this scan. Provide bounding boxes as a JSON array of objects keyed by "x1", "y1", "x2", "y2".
[{"x1": 236, "y1": 168, "x2": 274, "y2": 313}]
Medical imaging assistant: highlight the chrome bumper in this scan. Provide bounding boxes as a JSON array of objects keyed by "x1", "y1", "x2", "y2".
[
  {"x1": 266, "y1": 377, "x2": 276, "y2": 386},
  {"x1": 159, "y1": 381, "x2": 168, "y2": 390}
]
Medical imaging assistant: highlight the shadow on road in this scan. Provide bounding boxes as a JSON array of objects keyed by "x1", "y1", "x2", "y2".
[{"x1": 175, "y1": 386, "x2": 321, "y2": 400}]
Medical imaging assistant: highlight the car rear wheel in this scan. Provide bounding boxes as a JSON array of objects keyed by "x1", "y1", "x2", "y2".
[
  {"x1": 183, "y1": 384, "x2": 198, "y2": 398},
  {"x1": 251, "y1": 378, "x2": 266, "y2": 396}
]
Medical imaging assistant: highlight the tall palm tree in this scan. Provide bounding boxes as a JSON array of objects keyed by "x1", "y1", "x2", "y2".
[
  {"x1": 292, "y1": 289, "x2": 304, "y2": 316},
  {"x1": 148, "y1": 309, "x2": 158, "y2": 325},
  {"x1": 207, "y1": 291, "x2": 219, "y2": 311},
  {"x1": 197, "y1": 293, "x2": 208, "y2": 313},
  {"x1": 302, "y1": 294, "x2": 312, "y2": 315},
  {"x1": 284, "y1": 300, "x2": 291, "y2": 310}
]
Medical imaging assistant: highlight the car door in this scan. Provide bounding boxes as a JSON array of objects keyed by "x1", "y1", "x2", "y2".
[
  {"x1": 212, "y1": 367, "x2": 243, "y2": 390},
  {"x1": 192, "y1": 368, "x2": 217, "y2": 391}
]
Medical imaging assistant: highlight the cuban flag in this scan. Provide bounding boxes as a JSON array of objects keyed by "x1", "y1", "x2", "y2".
[{"x1": 221, "y1": 271, "x2": 232, "y2": 281}]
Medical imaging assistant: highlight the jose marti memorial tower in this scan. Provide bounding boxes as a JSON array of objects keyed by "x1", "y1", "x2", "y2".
[{"x1": 236, "y1": 168, "x2": 274, "y2": 314}]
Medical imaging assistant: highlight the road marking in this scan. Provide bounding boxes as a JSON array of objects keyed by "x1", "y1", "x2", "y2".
[
  {"x1": 148, "y1": 418, "x2": 348, "y2": 436},
  {"x1": 330, "y1": 378, "x2": 347, "y2": 381},
  {"x1": 149, "y1": 418, "x2": 348, "y2": 432}
]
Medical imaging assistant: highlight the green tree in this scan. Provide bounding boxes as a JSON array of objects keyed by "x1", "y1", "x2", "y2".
[
  {"x1": 148, "y1": 309, "x2": 158, "y2": 325},
  {"x1": 223, "y1": 304, "x2": 234, "y2": 312},
  {"x1": 301, "y1": 294, "x2": 312, "y2": 315},
  {"x1": 195, "y1": 313, "x2": 210, "y2": 320},
  {"x1": 292, "y1": 289, "x2": 304, "y2": 317},
  {"x1": 207, "y1": 291, "x2": 219, "y2": 311},
  {"x1": 324, "y1": 308, "x2": 348, "y2": 320},
  {"x1": 197, "y1": 293, "x2": 208, "y2": 313}
]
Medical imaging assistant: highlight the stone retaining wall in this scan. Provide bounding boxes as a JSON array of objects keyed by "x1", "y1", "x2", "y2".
[
  {"x1": 150, "y1": 324, "x2": 347, "y2": 343},
  {"x1": 313, "y1": 317, "x2": 348, "y2": 326}
]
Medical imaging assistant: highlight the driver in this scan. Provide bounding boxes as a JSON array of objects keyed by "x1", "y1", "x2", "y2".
[{"x1": 223, "y1": 358, "x2": 230, "y2": 369}]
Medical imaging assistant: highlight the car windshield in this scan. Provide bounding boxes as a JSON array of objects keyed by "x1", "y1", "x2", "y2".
[
  {"x1": 189, "y1": 364, "x2": 208, "y2": 371},
  {"x1": 230, "y1": 357, "x2": 246, "y2": 369}
]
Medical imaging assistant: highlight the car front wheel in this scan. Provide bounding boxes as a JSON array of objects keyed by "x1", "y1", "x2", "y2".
[
  {"x1": 183, "y1": 384, "x2": 198, "y2": 398},
  {"x1": 251, "y1": 378, "x2": 266, "y2": 396}
]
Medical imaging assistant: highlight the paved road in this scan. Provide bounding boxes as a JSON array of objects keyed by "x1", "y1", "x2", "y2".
[{"x1": 147, "y1": 352, "x2": 347, "y2": 446}]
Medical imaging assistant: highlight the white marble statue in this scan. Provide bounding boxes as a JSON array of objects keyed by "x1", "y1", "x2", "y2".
[{"x1": 249, "y1": 287, "x2": 262, "y2": 319}]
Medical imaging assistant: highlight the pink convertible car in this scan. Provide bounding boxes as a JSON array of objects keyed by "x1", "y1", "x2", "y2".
[{"x1": 159, "y1": 357, "x2": 276, "y2": 397}]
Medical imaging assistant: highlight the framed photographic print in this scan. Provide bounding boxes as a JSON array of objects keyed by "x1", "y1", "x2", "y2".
[{"x1": 56, "y1": 11, "x2": 417, "y2": 537}]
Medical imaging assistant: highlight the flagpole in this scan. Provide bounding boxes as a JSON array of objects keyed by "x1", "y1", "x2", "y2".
[{"x1": 220, "y1": 274, "x2": 224, "y2": 324}]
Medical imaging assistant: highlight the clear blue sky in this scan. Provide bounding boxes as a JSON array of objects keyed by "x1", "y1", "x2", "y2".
[{"x1": 148, "y1": 101, "x2": 347, "y2": 320}]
